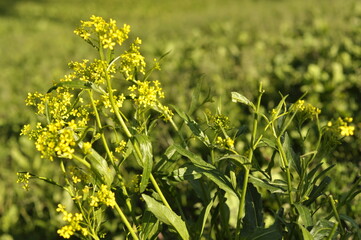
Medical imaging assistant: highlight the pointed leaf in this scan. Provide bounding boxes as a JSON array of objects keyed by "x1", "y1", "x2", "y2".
[
  {"x1": 134, "y1": 134, "x2": 153, "y2": 193},
  {"x1": 243, "y1": 183, "x2": 264, "y2": 233},
  {"x1": 172, "y1": 145, "x2": 237, "y2": 196},
  {"x1": 194, "y1": 199, "x2": 214, "y2": 239},
  {"x1": 171, "y1": 106, "x2": 210, "y2": 146},
  {"x1": 231, "y1": 92, "x2": 255, "y2": 110},
  {"x1": 248, "y1": 175, "x2": 286, "y2": 193},
  {"x1": 310, "y1": 219, "x2": 336, "y2": 240},
  {"x1": 298, "y1": 223, "x2": 313, "y2": 240},
  {"x1": 304, "y1": 176, "x2": 331, "y2": 206},
  {"x1": 140, "y1": 211, "x2": 160, "y2": 240},
  {"x1": 168, "y1": 164, "x2": 203, "y2": 182},
  {"x1": 294, "y1": 203, "x2": 312, "y2": 227},
  {"x1": 142, "y1": 194, "x2": 189, "y2": 240},
  {"x1": 282, "y1": 132, "x2": 301, "y2": 176}
]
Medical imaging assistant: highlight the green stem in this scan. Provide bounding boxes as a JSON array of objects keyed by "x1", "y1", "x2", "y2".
[
  {"x1": 236, "y1": 84, "x2": 263, "y2": 239},
  {"x1": 114, "y1": 203, "x2": 139, "y2": 240},
  {"x1": 326, "y1": 222, "x2": 338, "y2": 240},
  {"x1": 149, "y1": 174, "x2": 171, "y2": 209},
  {"x1": 88, "y1": 90, "x2": 116, "y2": 165},
  {"x1": 329, "y1": 195, "x2": 345, "y2": 235},
  {"x1": 276, "y1": 137, "x2": 294, "y2": 205},
  {"x1": 72, "y1": 154, "x2": 91, "y2": 169},
  {"x1": 101, "y1": 60, "x2": 172, "y2": 211}
]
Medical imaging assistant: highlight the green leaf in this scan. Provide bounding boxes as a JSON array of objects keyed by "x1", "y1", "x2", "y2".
[
  {"x1": 242, "y1": 224, "x2": 283, "y2": 240},
  {"x1": 142, "y1": 194, "x2": 189, "y2": 240},
  {"x1": 169, "y1": 164, "x2": 203, "y2": 182},
  {"x1": 172, "y1": 106, "x2": 210, "y2": 146},
  {"x1": 194, "y1": 199, "x2": 214, "y2": 239},
  {"x1": 171, "y1": 145, "x2": 237, "y2": 197},
  {"x1": 248, "y1": 175, "x2": 286, "y2": 193},
  {"x1": 134, "y1": 134, "x2": 153, "y2": 193},
  {"x1": 140, "y1": 211, "x2": 160, "y2": 240},
  {"x1": 86, "y1": 147, "x2": 115, "y2": 186},
  {"x1": 47, "y1": 80, "x2": 93, "y2": 93},
  {"x1": 243, "y1": 183, "x2": 264, "y2": 232},
  {"x1": 217, "y1": 154, "x2": 250, "y2": 169},
  {"x1": 231, "y1": 92, "x2": 255, "y2": 110},
  {"x1": 304, "y1": 176, "x2": 331, "y2": 206},
  {"x1": 310, "y1": 219, "x2": 336, "y2": 240},
  {"x1": 282, "y1": 132, "x2": 302, "y2": 176},
  {"x1": 298, "y1": 223, "x2": 313, "y2": 240},
  {"x1": 294, "y1": 203, "x2": 312, "y2": 227},
  {"x1": 75, "y1": 136, "x2": 114, "y2": 186}
]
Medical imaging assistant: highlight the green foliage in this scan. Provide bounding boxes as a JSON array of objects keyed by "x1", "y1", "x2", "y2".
[{"x1": 1, "y1": 0, "x2": 361, "y2": 239}]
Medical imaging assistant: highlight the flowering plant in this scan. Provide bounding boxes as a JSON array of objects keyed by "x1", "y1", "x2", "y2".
[{"x1": 18, "y1": 16, "x2": 360, "y2": 239}]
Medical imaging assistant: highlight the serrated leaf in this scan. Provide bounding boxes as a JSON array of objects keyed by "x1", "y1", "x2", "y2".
[
  {"x1": 142, "y1": 194, "x2": 189, "y2": 240},
  {"x1": 134, "y1": 134, "x2": 153, "y2": 193}
]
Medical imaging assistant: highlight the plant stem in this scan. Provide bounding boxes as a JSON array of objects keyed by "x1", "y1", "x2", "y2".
[
  {"x1": 236, "y1": 84, "x2": 263, "y2": 239},
  {"x1": 149, "y1": 174, "x2": 171, "y2": 209},
  {"x1": 276, "y1": 137, "x2": 294, "y2": 205},
  {"x1": 114, "y1": 203, "x2": 140, "y2": 240},
  {"x1": 329, "y1": 195, "x2": 345, "y2": 235},
  {"x1": 101, "y1": 61, "x2": 172, "y2": 210}
]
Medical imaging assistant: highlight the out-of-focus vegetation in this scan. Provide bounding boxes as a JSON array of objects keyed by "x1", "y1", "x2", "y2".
[{"x1": 1, "y1": 0, "x2": 360, "y2": 239}]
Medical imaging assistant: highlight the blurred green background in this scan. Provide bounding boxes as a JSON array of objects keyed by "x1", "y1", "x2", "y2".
[{"x1": 1, "y1": 0, "x2": 360, "y2": 239}]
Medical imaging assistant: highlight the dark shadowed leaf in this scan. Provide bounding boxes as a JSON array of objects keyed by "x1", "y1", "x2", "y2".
[
  {"x1": 171, "y1": 144, "x2": 237, "y2": 197},
  {"x1": 243, "y1": 183, "x2": 264, "y2": 233}
]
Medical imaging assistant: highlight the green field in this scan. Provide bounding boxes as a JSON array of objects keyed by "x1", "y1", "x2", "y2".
[{"x1": 1, "y1": 0, "x2": 361, "y2": 239}]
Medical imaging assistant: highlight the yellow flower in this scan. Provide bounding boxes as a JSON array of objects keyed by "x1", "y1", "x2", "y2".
[
  {"x1": 339, "y1": 125, "x2": 355, "y2": 137},
  {"x1": 17, "y1": 172, "x2": 31, "y2": 191},
  {"x1": 90, "y1": 184, "x2": 116, "y2": 208},
  {"x1": 56, "y1": 204, "x2": 87, "y2": 239}
]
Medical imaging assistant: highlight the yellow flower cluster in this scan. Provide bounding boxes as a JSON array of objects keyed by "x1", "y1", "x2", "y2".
[
  {"x1": 129, "y1": 80, "x2": 164, "y2": 108},
  {"x1": 101, "y1": 92, "x2": 125, "y2": 112},
  {"x1": 128, "y1": 80, "x2": 173, "y2": 120},
  {"x1": 89, "y1": 184, "x2": 116, "y2": 208},
  {"x1": 66, "y1": 59, "x2": 115, "y2": 84},
  {"x1": 16, "y1": 172, "x2": 31, "y2": 191},
  {"x1": 23, "y1": 120, "x2": 76, "y2": 161},
  {"x1": 56, "y1": 204, "x2": 88, "y2": 239},
  {"x1": 293, "y1": 100, "x2": 321, "y2": 119},
  {"x1": 74, "y1": 15, "x2": 130, "y2": 50},
  {"x1": 327, "y1": 117, "x2": 355, "y2": 137},
  {"x1": 115, "y1": 140, "x2": 127, "y2": 155},
  {"x1": 206, "y1": 110, "x2": 231, "y2": 130},
  {"x1": 120, "y1": 38, "x2": 146, "y2": 80},
  {"x1": 215, "y1": 136, "x2": 235, "y2": 150}
]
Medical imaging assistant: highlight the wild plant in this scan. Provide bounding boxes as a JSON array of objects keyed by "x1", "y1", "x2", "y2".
[{"x1": 18, "y1": 16, "x2": 360, "y2": 239}]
